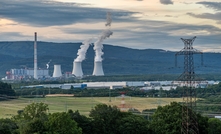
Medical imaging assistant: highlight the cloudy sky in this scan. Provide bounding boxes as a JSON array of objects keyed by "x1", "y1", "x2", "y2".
[{"x1": 0, "y1": 0, "x2": 221, "y2": 52}]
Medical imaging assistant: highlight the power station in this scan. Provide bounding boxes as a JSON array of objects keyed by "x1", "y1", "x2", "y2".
[
  {"x1": 3, "y1": 13, "x2": 114, "y2": 80},
  {"x1": 53, "y1": 65, "x2": 62, "y2": 77},
  {"x1": 72, "y1": 61, "x2": 83, "y2": 77},
  {"x1": 92, "y1": 61, "x2": 104, "y2": 76}
]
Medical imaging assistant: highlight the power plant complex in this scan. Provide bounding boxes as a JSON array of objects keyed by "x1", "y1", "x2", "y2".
[{"x1": 2, "y1": 12, "x2": 113, "y2": 80}]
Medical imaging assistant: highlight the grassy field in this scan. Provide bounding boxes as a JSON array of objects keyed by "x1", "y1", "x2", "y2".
[{"x1": 0, "y1": 97, "x2": 183, "y2": 118}]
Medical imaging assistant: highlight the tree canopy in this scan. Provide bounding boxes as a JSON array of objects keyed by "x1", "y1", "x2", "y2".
[
  {"x1": 150, "y1": 102, "x2": 208, "y2": 134},
  {"x1": 0, "y1": 82, "x2": 16, "y2": 97}
]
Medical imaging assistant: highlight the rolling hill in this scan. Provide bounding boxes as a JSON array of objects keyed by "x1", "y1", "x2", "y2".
[{"x1": 0, "y1": 41, "x2": 220, "y2": 78}]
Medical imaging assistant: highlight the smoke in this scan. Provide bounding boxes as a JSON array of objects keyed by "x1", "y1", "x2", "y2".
[
  {"x1": 105, "y1": 12, "x2": 112, "y2": 26},
  {"x1": 46, "y1": 59, "x2": 51, "y2": 69},
  {"x1": 93, "y1": 12, "x2": 113, "y2": 62},
  {"x1": 74, "y1": 12, "x2": 113, "y2": 63},
  {"x1": 94, "y1": 30, "x2": 113, "y2": 62},
  {"x1": 74, "y1": 39, "x2": 92, "y2": 62}
]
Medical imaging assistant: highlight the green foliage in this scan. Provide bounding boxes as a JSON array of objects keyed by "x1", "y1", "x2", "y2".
[
  {"x1": 13, "y1": 102, "x2": 49, "y2": 134},
  {"x1": 0, "y1": 118, "x2": 18, "y2": 134},
  {"x1": 46, "y1": 112, "x2": 82, "y2": 134},
  {"x1": 15, "y1": 102, "x2": 48, "y2": 120},
  {"x1": 118, "y1": 114, "x2": 151, "y2": 134},
  {"x1": 18, "y1": 118, "x2": 47, "y2": 134},
  {"x1": 68, "y1": 110, "x2": 92, "y2": 134},
  {"x1": 0, "y1": 82, "x2": 16, "y2": 97},
  {"x1": 150, "y1": 102, "x2": 182, "y2": 134},
  {"x1": 208, "y1": 118, "x2": 221, "y2": 134},
  {"x1": 89, "y1": 104, "x2": 152, "y2": 134},
  {"x1": 150, "y1": 102, "x2": 208, "y2": 134},
  {"x1": 0, "y1": 101, "x2": 213, "y2": 134},
  {"x1": 89, "y1": 104, "x2": 122, "y2": 134}
]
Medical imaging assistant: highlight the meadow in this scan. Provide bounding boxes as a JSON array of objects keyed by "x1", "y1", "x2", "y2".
[{"x1": 0, "y1": 96, "x2": 183, "y2": 118}]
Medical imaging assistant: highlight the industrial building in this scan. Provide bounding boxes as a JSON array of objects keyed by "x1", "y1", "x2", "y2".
[
  {"x1": 19, "y1": 80, "x2": 219, "y2": 90},
  {"x1": 4, "y1": 68, "x2": 49, "y2": 80}
]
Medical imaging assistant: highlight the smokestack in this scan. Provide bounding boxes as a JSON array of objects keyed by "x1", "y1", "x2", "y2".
[
  {"x1": 92, "y1": 61, "x2": 104, "y2": 76},
  {"x1": 72, "y1": 61, "x2": 83, "y2": 77},
  {"x1": 53, "y1": 65, "x2": 62, "y2": 77},
  {"x1": 34, "y1": 32, "x2": 38, "y2": 79}
]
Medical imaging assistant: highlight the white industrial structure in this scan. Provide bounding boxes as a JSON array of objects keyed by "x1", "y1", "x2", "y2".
[
  {"x1": 53, "y1": 65, "x2": 62, "y2": 77},
  {"x1": 92, "y1": 61, "x2": 104, "y2": 76},
  {"x1": 72, "y1": 61, "x2": 83, "y2": 77},
  {"x1": 18, "y1": 81, "x2": 219, "y2": 89},
  {"x1": 34, "y1": 32, "x2": 38, "y2": 79},
  {"x1": 5, "y1": 68, "x2": 49, "y2": 80}
]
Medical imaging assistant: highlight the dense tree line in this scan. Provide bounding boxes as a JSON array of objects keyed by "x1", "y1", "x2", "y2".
[
  {"x1": 0, "y1": 82, "x2": 16, "y2": 98},
  {"x1": 1, "y1": 102, "x2": 221, "y2": 134}
]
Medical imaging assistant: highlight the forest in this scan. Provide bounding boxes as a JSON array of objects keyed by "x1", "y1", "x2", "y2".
[{"x1": 1, "y1": 101, "x2": 221, "y2": 134}]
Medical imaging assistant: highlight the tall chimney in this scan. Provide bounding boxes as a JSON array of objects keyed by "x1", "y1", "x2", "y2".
[
  {"x1": 34, "y1": 32, "x2": 38, "y2": 79},
  {"x1": 72, "y1": 61, "x2": 83, "y2": 77},
  {"x1": 53, "y1": 64, "x2": 62, "y2": 77},
  {"x1": 92, "y1": 61, "x2": 104, "y2": 76}
]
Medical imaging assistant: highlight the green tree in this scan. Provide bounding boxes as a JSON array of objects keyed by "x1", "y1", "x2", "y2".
[
  {"x1": 68, "y1": 110, "x2": 92, "y2": 134},
  {"x1": 18, "y1": 118, "x2": 47, "y2": 134},
  {"x1": 0, "y1": 82, "x2": 16, "y2": 97},
  {"x1": 118, "y1": 113, "x2": 152, "y2": 134},
  {"x1": 89, "y1": 104, "x2": 152, "y2": 134},
  {"x1": 208, "y1": 118, "x2": 221, "y2": 134},
  {"x1": 0, "y1": 118, "x2": 18, "y2": 134},
  {"x1": 150, "y1": 102, "x2": 208, "y2": 134},
  {"x1": 14, "y1": 102, "x2": 48, "y2": 120},
  {"x1": 13, "y1": 102, "x2": 49, "y2": 134},
  {"x1": 46, "y1": 112, "x2": 82, "y2": 134},
  {"x1": 89, "y1": 104, "x2": 123, "y2": 134}
]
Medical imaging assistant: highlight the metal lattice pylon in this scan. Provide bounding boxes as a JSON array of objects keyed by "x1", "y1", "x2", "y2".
[{"x1": 175, "y1": 36, "x2": 203, "y2": 134}]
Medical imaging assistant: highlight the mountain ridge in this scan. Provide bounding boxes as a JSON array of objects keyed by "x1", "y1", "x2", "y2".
[{"x1": 0, "y1": 41, "x2": 220, "y2": 77}]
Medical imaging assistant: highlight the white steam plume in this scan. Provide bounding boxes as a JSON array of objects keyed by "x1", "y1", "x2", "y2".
[
  {"x1": 105, "y1": 12, "x2": 112, "y2": 26},
  {"x1": 74, "y1": 39, "x2": 93, "y2": 62},
  {"x1": 46, "y1": 59, "x2": 51, "y2": 69},
  {"x1": 93, "y1": 12, "x2": 113, "y2": 62},
  {"x1": 94, "y1": 30, "x2": 113, "y2": 62}
]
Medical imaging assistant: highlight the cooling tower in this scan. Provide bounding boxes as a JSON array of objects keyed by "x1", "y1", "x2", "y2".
[
  {"x1": 53, "y1": 65, "x2": 62, "y2": 77},
  {"x1": 72, "y1": 61, "x2": 83, "y2": 77},
  {"x1": 92, "y1": 61, "x2": 104, "y2": 76}
]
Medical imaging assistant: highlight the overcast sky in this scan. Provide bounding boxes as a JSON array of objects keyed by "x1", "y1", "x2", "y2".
[{"x1": 0, "y1": 0, "x2": 221, "y2": 52}]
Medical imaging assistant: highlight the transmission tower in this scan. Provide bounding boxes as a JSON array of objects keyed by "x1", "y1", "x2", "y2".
[{"x1": 175, "y1": 36, "x2": 203, "y2": 134}]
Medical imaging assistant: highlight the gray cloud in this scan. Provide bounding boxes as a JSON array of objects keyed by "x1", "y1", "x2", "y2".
[
  {"x1": 1, "y1": 19, "x2": 221, "y2": 52},
  {"x1": 98, "y1": 20, "x2": 221, "y2": 51},
  {"x1": 197, "y1": 1, "x2": 221, "y2": 11},
  {"x1": 187, "y1": 12, "x2": 221, "y2": 21},
  {"x1": 186, "y1": 2, "x2": 221, "y2": 22},
  {"x1": 0, "y1": 0, "x2": 138, "y2": 27},
  {"x1": 165, "y1": 15, "x2": 172, "y2": 17},
  {"x1": 160, "y1": 0, "x2": 173, "y2": 5},
  {"x1": 0, "y1": 32, "x2": 31, "y2": 41},
  {"x1": 0, "y1": 0, "x2": 221, "y2": 52}
]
